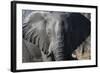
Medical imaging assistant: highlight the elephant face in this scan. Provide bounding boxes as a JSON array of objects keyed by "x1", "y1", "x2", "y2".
[
  {"x1": 23, "y1": 11, "x2": 90, "y2": 61},
  {"x1": 44, "y1": 13, "x2": 68, "y2": 60}
]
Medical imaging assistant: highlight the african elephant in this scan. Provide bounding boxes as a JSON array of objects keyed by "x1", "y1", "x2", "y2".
[{"x1": 22, "y1": 11, "x2": 90, "y2": 62}]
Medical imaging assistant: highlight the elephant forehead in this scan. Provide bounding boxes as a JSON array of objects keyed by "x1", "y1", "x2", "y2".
[
  {"x1": 46, "y1": 13, "x2": 63, "y2": 30},
  {"x1": 46, "y1": 13, "x2": 62, "y2": 22}
]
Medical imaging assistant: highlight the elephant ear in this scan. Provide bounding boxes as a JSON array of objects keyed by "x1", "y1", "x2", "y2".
[{"x1": 23, "y1": 11, "x2": 50, "y2": 54}]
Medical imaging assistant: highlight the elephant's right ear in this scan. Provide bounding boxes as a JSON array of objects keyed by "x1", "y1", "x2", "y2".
[
  {"x1": 22, "y1": 11, "x2": 50, "y2": 48},
  {"x1": 22, "y1": 11, "x2": 45, "y2": 43}
]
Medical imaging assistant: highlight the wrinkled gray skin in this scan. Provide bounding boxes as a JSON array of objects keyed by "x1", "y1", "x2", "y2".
[{"x1": 22, "y1": 11, "x2": 90, "y2": 62}]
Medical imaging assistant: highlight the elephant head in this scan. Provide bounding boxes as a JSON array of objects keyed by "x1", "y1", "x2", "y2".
[{"x1": 23, "y1": 11, "x2": 90, "y2": 61}]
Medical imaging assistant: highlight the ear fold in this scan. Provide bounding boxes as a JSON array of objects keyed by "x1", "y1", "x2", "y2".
[{"x1": 23, "y1": 11, "x2": 45, "y2": 26}]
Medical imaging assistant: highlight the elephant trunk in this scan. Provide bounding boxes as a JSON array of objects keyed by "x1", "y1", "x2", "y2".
[
  {"x1": 52, "y1": 22, "x2": 66, "y2": 61},
  {"x1": 53, "y1": 34, "x2": 65, "y2": 61}
]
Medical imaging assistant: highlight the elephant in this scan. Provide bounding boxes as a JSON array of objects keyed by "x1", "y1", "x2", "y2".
[{"x1": 22, "y1": 10, "x2": 91, "y2": 62}]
